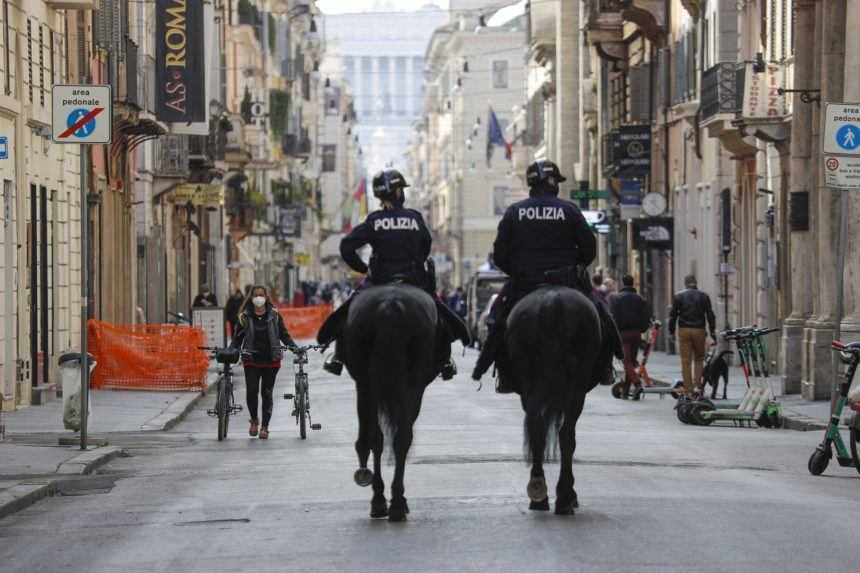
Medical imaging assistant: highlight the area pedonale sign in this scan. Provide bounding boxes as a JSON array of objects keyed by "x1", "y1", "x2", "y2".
[{"x1": 155, "y1": 0, "x2": 205, "y2": 123}]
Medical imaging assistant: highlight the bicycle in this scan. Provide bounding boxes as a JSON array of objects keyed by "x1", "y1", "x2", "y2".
[
  {"x1": 201, "y1": 346, "x2": 243, "y2": 441},
  {"x1": 282, "y1": 344, "x2": 326, "y2": 439}
]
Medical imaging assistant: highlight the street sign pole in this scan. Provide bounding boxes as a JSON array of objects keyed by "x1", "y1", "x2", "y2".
[
  {"x1": 832, "y1": 187, "x2": 849, "y2": 413},
  {"x1": 79, "y1": 148, "x2": 88, "y2": 450}
]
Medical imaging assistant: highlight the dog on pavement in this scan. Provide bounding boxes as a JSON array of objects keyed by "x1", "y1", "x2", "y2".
[{"x1": 703, "y1": 349, "x2": 733, "y2": 400}]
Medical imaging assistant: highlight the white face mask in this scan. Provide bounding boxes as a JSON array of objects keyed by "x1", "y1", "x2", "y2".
[{"x1": 252, "y1": 296, "x2": 266, "y2": 308}]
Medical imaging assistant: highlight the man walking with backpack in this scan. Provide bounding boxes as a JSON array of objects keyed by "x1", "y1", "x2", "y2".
[{"x1": 608, "y1": 275, "x2": 651, "y2": 398}]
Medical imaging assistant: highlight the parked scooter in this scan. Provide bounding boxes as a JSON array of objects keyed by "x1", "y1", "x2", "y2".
[{"x1": 807, "y1": 340, "x2": 860, "y2": 476}]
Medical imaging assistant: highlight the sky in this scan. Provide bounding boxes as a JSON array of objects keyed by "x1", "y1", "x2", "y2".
[{"x1": 316, "y1": 0, "x2": 448, "y2": 14}]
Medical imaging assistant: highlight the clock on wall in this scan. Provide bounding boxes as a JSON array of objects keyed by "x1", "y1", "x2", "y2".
[{"x1": 642, "y1": 192, "x2": 667, "y2": 217}]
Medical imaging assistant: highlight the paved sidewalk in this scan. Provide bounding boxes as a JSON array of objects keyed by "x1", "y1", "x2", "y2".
[
  {"x1": 645, "y1": 351, "x2": 834, "y2": 430},
  {"x1": 0, "y1": 367, "x2": 220, "y2": 520}
]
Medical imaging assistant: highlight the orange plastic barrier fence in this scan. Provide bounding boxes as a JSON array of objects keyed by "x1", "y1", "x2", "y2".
[
  {"x1": 277, "y1": 304, "x2": 333, "y2": 340},
  {"x1": 88, "y1": 320, "x2": 209, "y2": 392}
]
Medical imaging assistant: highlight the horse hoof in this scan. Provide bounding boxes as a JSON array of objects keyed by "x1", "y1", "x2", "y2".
[
  {"x1": 354, "y1": 468, "x2": 373, "y2": 487},
  {"x1": 388, "y1": 499, "x2": 408, "y2": 522},
  {"x1": 529, "y1": 498, "x2": 550, "y2": 511},
  {"x1": 554, "y1": 504, "x2": 575, "y2": 515},
  {"x1": 527, "y1": 477, "x2": 548, "y2": 502},
  {"x1": 370, "y1": 498, "x2": 388, "y2": 519}
]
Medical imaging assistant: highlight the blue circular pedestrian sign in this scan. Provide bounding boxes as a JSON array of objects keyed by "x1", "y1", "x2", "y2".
[
  {"x1": 66, "y1": 108, "x2": 96, "y2": 138},
  {"x1": 836, "y1": 124, "x2": 860, "y2": 151}
]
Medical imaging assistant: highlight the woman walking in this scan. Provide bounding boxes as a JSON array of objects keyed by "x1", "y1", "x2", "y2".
[{"x1": 231, "y1": 286, "x2": 298, "y2": 439}]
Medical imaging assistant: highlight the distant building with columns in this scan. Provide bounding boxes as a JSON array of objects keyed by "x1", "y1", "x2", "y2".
[{"x1": 321, "y1": 4, "x2": 447, "y2": 182}]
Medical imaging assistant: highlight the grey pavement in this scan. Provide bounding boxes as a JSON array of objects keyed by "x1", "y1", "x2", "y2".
[
  {"x1": 0, "y1": 368, "x2": 218, "y2": 519},
  {"x1": 0, "y1": 344, "x2": 858, "y2": 573}
]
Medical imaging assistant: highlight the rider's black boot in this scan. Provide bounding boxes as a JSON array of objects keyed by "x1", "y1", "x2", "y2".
[
  {"x1": 323, "y1": 341, "x2": 344, "y2": 376},
  {"x1": 441, "y1": 359, "x2": 457, "y2": 380},
  {"x1": 472, "y1": 322, "x2": 503, "y2": 381}
]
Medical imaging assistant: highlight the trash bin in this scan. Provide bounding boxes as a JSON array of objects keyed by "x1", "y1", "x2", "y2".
[{"x1": 59, "y1": 352, "x2": 96, "y2": 431}]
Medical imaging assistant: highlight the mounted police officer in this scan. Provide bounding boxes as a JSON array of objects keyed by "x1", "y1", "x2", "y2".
[
  {"x1": 319, "y1": 168, "x2": 469, "y2": 379},
  {"x1": 472, "y1": 160, "x2": 623, "y2": 392}
]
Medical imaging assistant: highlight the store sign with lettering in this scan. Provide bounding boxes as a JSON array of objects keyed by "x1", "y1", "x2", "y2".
[{"x1": 155, "y1": 0, "x2": 205, "y2": 123}]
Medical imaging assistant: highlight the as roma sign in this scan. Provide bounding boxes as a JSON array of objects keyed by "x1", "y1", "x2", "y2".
[{"x1": 155, "y1": 0, "x2": 205, "y2": 123}]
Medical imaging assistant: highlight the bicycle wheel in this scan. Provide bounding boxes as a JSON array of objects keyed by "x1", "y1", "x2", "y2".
[
  {"x1": 299, "y1": 390, "x2": 307, "y2": 440},
  {"x1": 217, "y1": 378, "x2": 228, "y2": 441}
]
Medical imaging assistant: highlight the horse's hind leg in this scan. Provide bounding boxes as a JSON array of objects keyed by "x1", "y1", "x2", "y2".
[
  {"x1": 556, "y1": 392, "x2": 585, "y2": 515},
  {"x1": 524, "y1": 397, "x2": 549, "y2": 511},
  {"x1": 389, "y1": 392, "x2": 422, "y2": 522},
  {"x1": 388, "y1": 422, "x2": 413, "y2": 522},
  {"x1": 353, "y1": 385, "x2": 375, "y2": 488},
  {"x1": 370, "y1": 424, "x2": 388, "y2": 518}
]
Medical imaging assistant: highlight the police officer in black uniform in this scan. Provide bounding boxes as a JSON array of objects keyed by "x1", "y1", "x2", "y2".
[
  {"x1": 472, "y1": 160, "x2": 622, "y2": 392},
  {"x1": 320, "y1": 168, "x2": 468, "y2": 378}
]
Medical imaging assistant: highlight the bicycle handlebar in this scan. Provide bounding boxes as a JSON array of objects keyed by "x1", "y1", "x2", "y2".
[
  {"x1": 279, "y1": 344, "x2": 328, "y2": 354},
  {"x1": 720, "y1": 326, "x2": 780, "y2": 339}
]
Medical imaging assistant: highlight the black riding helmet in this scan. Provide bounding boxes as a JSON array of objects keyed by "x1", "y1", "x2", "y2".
[
  {"x1": 525, "y1": 160, "x2": 566, "y2": 194},
  {"x1": 372, "y1": 169, "x2": 410, "y2": 203}
]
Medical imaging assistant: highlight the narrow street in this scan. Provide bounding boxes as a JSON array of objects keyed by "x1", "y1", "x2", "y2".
[{"x1": 1, "y1": 346, "x2": 856, "y2": 573}]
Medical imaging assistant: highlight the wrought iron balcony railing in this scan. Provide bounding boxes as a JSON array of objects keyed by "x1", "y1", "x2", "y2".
[{"x1": 701, "y1": 62, "x2": 742, "y2": 122}]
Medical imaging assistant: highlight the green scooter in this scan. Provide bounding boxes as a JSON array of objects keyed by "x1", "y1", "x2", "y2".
[{"x1": 807, "y1": 340, "x2": 860, "y2": 476}]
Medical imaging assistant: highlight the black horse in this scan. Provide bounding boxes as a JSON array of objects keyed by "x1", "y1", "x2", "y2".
[
  {"x1": 505, "y1": 285, "x2": 603, "y2": 515},
  {"x1": 338, "y1": 283, "x2": 441, "y2": 521}
]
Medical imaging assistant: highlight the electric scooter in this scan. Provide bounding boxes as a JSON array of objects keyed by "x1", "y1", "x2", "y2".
[{"x1": 807, "y1": 340, "x2": 860, "y2": 476}]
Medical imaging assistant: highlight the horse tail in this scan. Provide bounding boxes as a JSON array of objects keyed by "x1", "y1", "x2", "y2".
[
  {"x1": 368, "y1": 298, "x2": 410, "y2": 437},
  {"x1": 523, "y1": 290, "x2": 581, "y2": 461}
]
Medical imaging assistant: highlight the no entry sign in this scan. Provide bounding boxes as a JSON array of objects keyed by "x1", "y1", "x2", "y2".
[{"x1": 52, "y1": 85, "x2": 112, "y2": 144}]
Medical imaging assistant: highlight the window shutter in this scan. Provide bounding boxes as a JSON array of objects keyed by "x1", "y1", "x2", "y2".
[
  {"x1": 629, "y1": 63, "x2": 651, "y2": 122},
  {"x1": 718, "y1": 0, "x2": 739, "y2": 63}
]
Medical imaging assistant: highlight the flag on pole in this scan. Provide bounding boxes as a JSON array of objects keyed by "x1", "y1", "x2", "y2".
[
  {"x1": 486, "y1": 107, "x2": 512, "y2": 167},
  {"x1": 343, "y1": 177, "x2": 367, "y2": 232}
]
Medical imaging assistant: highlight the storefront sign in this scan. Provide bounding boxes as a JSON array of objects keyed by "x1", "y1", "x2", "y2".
[
  {"x1": 615, "y1": 126, "x2": 651, "y2": 177},
  {"x1": 742, "y1": 63, "x2": 787, "y2": 119},
  {"x1": 632, "y1": 217, "x2": 673, "y2": 250},
  {"x1": 278, "y1": 207, "x2": 302, "y2": 238},
  {"x1": 172, "y1": 183, "x2": 224, "y2": 207},
  {"x1": 155, "y1": 0, "x2": 205, "y2": 123}
]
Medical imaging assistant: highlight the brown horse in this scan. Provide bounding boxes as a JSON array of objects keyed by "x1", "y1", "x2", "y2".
[
  {"x1": 339, "y1": 283, "x2": 441, "y2": 521},
  {"x1": 505, "y1": 285, "x2": 603, "y2": 515}
]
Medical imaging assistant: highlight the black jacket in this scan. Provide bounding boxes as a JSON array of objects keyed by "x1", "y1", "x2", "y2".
[
  {"x1": 231, "y1": 306, "x2": 296, "y2": 363},
  {"x1": 340, "y1": 207, "x2": 432, "y2": 284},
  {"x1": 608, "y1": 287, "x2": 651, "y2": 333},
  {"x1": 493, "y1": 192, "x2": 596, "y2": 280},
  {"x1": 669, "y1": 287, "x2": 716, "y2": 335}
]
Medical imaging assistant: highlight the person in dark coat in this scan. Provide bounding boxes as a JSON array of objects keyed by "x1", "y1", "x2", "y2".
[
  {"x1": 230, "y1": 285, "x2": 298, "y2": 439},
  {"x1": 668, "y1": 274, "x2": 717, "y2": 396},
  {"x1": 192, "y1": 285, "x2": 217, "y2": 308},
  {"x1": 318, "y1": 169, "x2": 469, "y2": 379},
  {"x1": 471, "y1": 160, "x2": 623, "y2": 392},
  {"x1": 608, "y1": 275, "x2": 652, "y2": 397},
  {"x1": 225, "y1": 289, "x2": 244, "y2": 338}
]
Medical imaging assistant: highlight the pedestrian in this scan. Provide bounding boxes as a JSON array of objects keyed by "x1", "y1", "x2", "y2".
[
  {"x1": 591, "y1": 273, "x2": 607, "y2": 305},
  {"x1": 230, "y1": 285, "x2": 299, "y2": 439},
  {"x1": 668, "y1": 274, "x2": 717, "y2": 397},
  {"x1": 608, "y1": 275, "x2": 652, "y2": 398},
  {"x1": 192, "y1": 285, "x2": 217, "y2": 308},
  {"x1": 603, "y1": 277, "x2": 617, "y2": 296},
  {"x1": 225, "y1": 288, "x2": 245, "y2": 339}
]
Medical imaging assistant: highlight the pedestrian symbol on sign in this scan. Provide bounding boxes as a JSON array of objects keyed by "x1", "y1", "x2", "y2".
[
  {"x1": 836, "y1": 124, "x2": 860, "y2": 151},
  {"x1": 66, "y1": 108, "x2": 96, "y2": 138}
]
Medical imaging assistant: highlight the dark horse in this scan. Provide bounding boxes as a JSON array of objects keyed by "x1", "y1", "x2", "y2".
[
  {"x1": 339, "y1": 283, "x2": 441, "y2": 521},
  {"x1": 505, "y1": 285, "x2": 603, "y2": 515}
]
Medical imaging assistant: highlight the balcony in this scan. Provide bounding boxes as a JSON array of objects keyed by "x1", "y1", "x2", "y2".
[
  {"x1": 282, "y1": 134, "x2": 312, "y2": 157},
  {"x1": 153, "y1": 135, "x2": 189, "y2": 178},
  {"x1": 700, "y1": 63, "x2": 741, "y2": 125}
]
